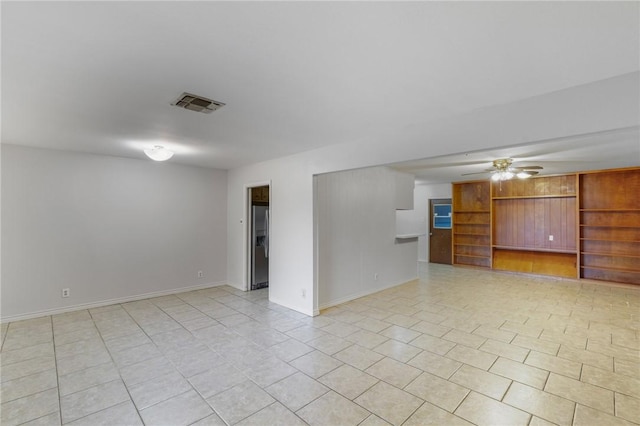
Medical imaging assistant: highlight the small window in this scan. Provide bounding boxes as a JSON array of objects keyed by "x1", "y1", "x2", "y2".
[{"x1": 433, "y1": 204, "x2": 452, "y2": 229}]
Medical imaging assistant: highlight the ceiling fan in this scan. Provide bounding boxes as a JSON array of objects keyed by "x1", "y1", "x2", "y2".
[{"x1": 462, "y1": 158, "x2": 543, "y2": 181}]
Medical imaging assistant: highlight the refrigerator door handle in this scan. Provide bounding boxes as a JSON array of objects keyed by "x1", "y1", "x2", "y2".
[{"x1": 264, "y1": 209, "x2": 269, "y2": 258}]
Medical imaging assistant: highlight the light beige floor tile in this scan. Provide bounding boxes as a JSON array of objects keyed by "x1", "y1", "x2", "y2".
[
  {"x1": 19, "y1": 411, "x2": 61, "y2": 426},
  {"x1": 410, "y1": 321, "x2": 450, "y2": 338},
  {"x1": 587, "y1": 341, "x2": 640, "y2": 363},
  {"x1": 442, "y1": 329, "x2": 487, "y2": 349},
  {"x1": 354, "y1": 313, "x2": 391, "y2": 333},
  {"x1": 0, "y1": 356, "x2": 56, "y2": 383},
  {"x1": 615, "y1": 393, "x2": 640, "y2": 424},
  {"x1": 472, "y1": 325, "x2": 516, "y2": 343},
  {"x1": 355, "y1": 381, "x2": 423, "y2": 426},
  {"x1": 319, "y1": 322, "x2": 361, "y2": 338},
  {"x1": 56, "y1": 347, "x2": 112, "y2": 376},
  {"x1": 103, "y1": 330, "x2": 151, "y2": 353},
  {"x1": 408, "y1": 333, "x2": 456, "y2": 355},
  {"x1": 345, "y1": 330, "x2": 389, "y2": 349},
  {"x1": 449, "y1": 364, "x2": 511, "y2": 400},
  {"x1": 307, "y1": 334, "x2": 353, "y2": 355},
  {"x1": 58, "y1": 362, "x2": 119, "y2": 396},
  {"x1": 454, "y1": 391, "x2": 530, "y2": 426},
  {"x1": 318, "y1": 364, "x2": 379, "y2": 400},
  {"x1": 298, "y1": 390, "x2": 370, "y2": 426},
  {"x1": 489, "y1": 357, "x2": 548, "y2": 389},
  {"x1": 190, "y1": 412, "x2": 227, "y2": 426},
  {"x1": 539, "y1": 329, "x2": 587, "y2": 349},
  {"x1": 128, "y1": 371, "x2": 191, "y2": 410},
  {"x1": 528, "y1": 416, "x2": 556, "y2": 426},
  {"x1": 140, "y1": 389, "x2": 212, "y2": 426},
  {"x1": 236, "y1": 402, "x2": 306, "y2": 426},
  {"x1": 478, "y1": 338, "x2": 530, "y2": 363},
  {"x1": 0, "y1": 368, "x2": 56, "y2": 403},
  {"x1": 557, "y1": 344, "x2": 613, "y2": 370},
  {"x1": 359, "y1": 414, "x2": 392, "y2": 426},
  {"x1": 372, "y1": 339, "x2": 422, "y2": 363},
  {"x1": 207, "y1": 380, "x2": 275, "y2": 425},
  {"x1": 512, "y1": 335, "x2": 560, "y2": 355},
  {"x1": 381, "y1": 325, "x2": 422, "y2": 343},
  {"x1": 408, "y1": 349, "x2": 462, "y2": 379},
  {"x1": 581, "y1": 365, "x2": 640, "y2": 399},
  {"x1": 501, "y1": 321, "x2": 543, "y2": 338},
  {"x1": 335, "y1": 345, "x2": 384, "y2": 370},
  {"x1": 545, "y1": 372, "x2": 614, "y2": 414},
  {"x1": 525, "y1": 350, "x2": 582, "y2": 379},
  {"x1": 574, "y1": 404, "x2": 636, "y2": 426},
  {"x1": 53, "y1": 327, "x2": 101, "y2": 346},
  {"x1": 404, "y1": 372, "x2": 469, "y2": 412},
  {"x1": 0, "y1": 342, "x2": 54, "y2": 366},
  {"x1": 445, "y1": 345, "x2": 498, "y2": 370},
  {"x1": 265, "y1": 372, "x2": 328, "y2": 411},
  {"x1": 411, "y1": 310, "x2": 446, "y2": 324},
  {"x1": 440, "y1": 317, "x2": 480, "y2": 333},
  {"x1": 269, "y1": 338, "x2": 314, "y2": 362},
  {"x1": 503, "y1": 382, "x2": 575, "y2": 425},
  {"x1": 242, "y1": 356, "x2": 298, "y2": 388},
  {"x1": 614, "y1": 358, "x2": 640, "y2": 379},
  {"x1": 365, "y1": 357, "x2": 422, "y2": 388},
  {"x1": 66, "y1": 400, "x2": 142, "y2": 426},
  {"x1": 385, "y1": 314, "x2": 420, "y2": 328},
  {"x1": 0, "y1": 388, "x2": 59, "y2": 426},
  {"x1": 61, "y1": 379, "x2": 130, "y2": 423},
  {"x1": 188, "y1": 363, "x2": 247, "y2": 399},
  {"x1": 55, "y1": 337, "x2": 106, "y2": 359},
  {"x1": 289, "y1": 350, "x2": 343, "y2": 378},
  {"x1": 118, "y1": 355, "x2": 174, "y2": 387},
  {"x1": 403, "y1": 401, "x2": 472, "y2": 426},
  {"x1": 169, "y1": 348, "x2": 226, "y2": 378}
]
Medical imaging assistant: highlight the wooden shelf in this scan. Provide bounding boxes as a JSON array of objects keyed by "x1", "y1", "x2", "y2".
[
  {"x1": 454, "y1": 210, "x2": 490, "y2": 213},
  {"x1": 453, "y1": 181, "x2": 491, "y2": 269},
  {"x1": 454, "y1": 232, "x2": 490, "y2": 237},
  {"x1": 581, "y1": 265, "x2": 640, "y2": 273},
  {"x1": 493, "y1": 194, "x2": 576, "y2": 200},
  {"x1": 581, "y1": 209, "x2": 640, "y2": 212},
  {"x1": 581, "y1": 238, "x2": 640, "y2": 243},
  {"x1": 453, "y1": 222, "x2": 489, "y2": 225},
  {"x1": 581, "y1": 251, "x2": 640, "y2": 259},
  {"x1": 455, "y1": 243, "x2": 489, "y2": 247},
  {"x1": 494, "y1": 246, "x2": 577, "y2": 254},
  {"x1": 455, "y1": 254, "x2": 490, "y2": 260},
  {"x1": 580, "y1": 224, "x2": 640, "y2": 228}
]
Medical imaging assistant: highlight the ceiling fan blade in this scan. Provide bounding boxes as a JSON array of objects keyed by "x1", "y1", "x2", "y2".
[
  {"x1": 515, "y1": 165, "x2": 543, "y2": 170},
  {"x1": 461, "y1": 171, "x2": 493, "y2": 176}
]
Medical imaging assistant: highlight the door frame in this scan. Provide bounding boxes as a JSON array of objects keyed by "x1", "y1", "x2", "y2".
[
  {"x1": 429, "y1": 198, "x2": 453, "y2": 265},
  {"x1": 244, "y1": 181, "x2": 271, "y2": 291}
]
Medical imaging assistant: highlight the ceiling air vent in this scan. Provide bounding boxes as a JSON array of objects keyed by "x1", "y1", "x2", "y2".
[{"x1": 171, "y1": 92, "x2": 225, "y2": 114}]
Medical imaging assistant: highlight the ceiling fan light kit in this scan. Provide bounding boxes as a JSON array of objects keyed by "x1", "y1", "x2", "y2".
[
  {"x1": 144, "y1": 145, "x2": 174, "y2": 161},
  {"x1": 465, "y1": 158, "x2": 543, "y2": 181}
]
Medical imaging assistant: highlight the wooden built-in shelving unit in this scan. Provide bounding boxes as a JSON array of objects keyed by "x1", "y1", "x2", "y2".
[
  {"x1": 579, "y1": 169, "x2": 640, "y2": 284},
  {"x1": 451, "y1": 167, "x2": 640, "y2": 286},
  {"x1": 452, "y1": 181, "x2": 491, "y2": 268}
]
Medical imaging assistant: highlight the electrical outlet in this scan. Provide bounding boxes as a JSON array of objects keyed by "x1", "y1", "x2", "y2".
[
  {"x1": 374, "y1": 273, "x2": 379, "y2": 281},
  {"x1": 548, "y1": 235, "x2": 554, "y2": 241},
  {"x1": 302, "y1": 289, "x2": 306, "y2": 298},
  {"x1": 62, "y1": 288, "x2": 70, "y2": 298},
  {"x1": 198, "y1": 271, "x2": 204, "y2": 278}
]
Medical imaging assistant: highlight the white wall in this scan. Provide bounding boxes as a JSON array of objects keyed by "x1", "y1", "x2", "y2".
[
  {"x1": 396, "y1": 183, "x2": 452, "y2": 262},
  {"x1": 316, "y1": 167, "x2": 417, "y2": 309},
  {"x1": 1, "y1": 145, "x2": 228, "y2": 321},
  {"x1": 226, "y1": 73, "x2": 639, "y2": 317}
]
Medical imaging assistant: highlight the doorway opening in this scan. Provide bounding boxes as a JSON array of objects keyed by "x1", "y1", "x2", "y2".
[
  {"x1": 429, "y1": 198, "x2": 452, "y2": 265},
  {"x1": 248, "y1": 185, "x2": 270, "y2": 290}
]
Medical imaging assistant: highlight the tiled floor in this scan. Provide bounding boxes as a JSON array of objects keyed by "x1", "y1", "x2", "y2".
[{"x1": 1, "y1": 263, "x2": 639, "y2": 426}]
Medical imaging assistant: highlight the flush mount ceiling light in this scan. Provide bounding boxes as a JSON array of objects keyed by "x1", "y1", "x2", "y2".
[{"x1": 144, "y1": 145, "x2": 174, "y2": 161}]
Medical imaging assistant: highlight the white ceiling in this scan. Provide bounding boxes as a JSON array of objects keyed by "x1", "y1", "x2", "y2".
[{"x1": 2, "y1": 2, "x2": 639, "y2": 172}]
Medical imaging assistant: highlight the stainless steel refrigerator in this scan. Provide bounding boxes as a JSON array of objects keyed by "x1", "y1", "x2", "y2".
[{"x1": 251, "y1": 205, "x2": 269, "y2": 290}]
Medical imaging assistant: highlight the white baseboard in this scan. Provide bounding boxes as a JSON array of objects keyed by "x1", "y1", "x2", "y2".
[
  {"x1": 1, "y1": 281, "x2": 226, "y2": 323},
  {"x1": 317, "y1": 277, "x2": 418, "y2": 312}
]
